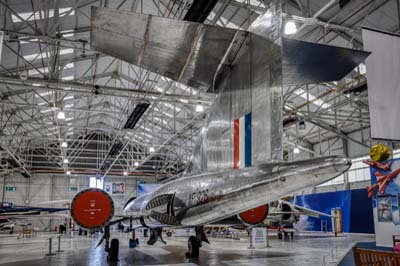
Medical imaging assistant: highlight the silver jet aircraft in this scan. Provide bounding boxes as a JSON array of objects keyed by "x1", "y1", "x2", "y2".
[{"x1": 69, "y1": 0, "x2": 369, "y2": 260}]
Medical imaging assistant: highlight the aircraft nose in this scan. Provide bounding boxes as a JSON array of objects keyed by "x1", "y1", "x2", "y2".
[{"x1": 332, "y1": 157, "x2": 352, "y2": 172}]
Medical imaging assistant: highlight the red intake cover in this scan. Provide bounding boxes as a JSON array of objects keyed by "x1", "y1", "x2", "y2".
[
  {"x1": 70, "y1": 188, "x2": 114, "y2": 229},
  {"x1": 238, "y1": 204, "x2": 269, "y2": 225}
]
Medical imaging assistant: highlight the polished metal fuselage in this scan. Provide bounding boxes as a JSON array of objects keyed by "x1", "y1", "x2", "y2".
[{"x1": 123, "y1": 156, "x2": 350, "y2": 228}]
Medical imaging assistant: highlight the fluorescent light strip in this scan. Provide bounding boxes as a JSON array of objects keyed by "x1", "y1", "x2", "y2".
[
  {"x1": 40, "y1": 108, "x2": 53, "y2": 113},
  {"x1": 162, "y1": 102, "x2": 181, "y2": 112},
  {"x1": 35, "y1": 91, "x2": 53, "y2": 97},
  {"x1": 29, "y1": 67, "x2": 49, "y2": 76},
  {"x1": 62, "y1": 76, "x2": 74, "y2": 81}
]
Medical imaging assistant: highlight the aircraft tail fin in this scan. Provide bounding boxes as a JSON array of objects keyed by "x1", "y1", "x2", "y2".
[{"x1": 90, "y1": 5, "x2": 369, "y2": 175}]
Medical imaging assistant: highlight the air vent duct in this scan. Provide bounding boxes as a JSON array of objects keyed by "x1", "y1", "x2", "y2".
[{"x1": 123, "y1": 102, "x2": 150, "y2": 129}]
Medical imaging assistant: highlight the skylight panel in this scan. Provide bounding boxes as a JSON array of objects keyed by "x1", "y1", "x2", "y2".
[
  {"x1": 293, "y1": 88, "x2": 331, "y2": 109},
  {"x1": 154, "y1": 117, "x2": 168, "y2": 125},
  {"x1": 23, "y1": 48, "x2": 73, "y2": 61},
  {"x1": 12, "y1": 8, "x2": 75, "y2": 23}
]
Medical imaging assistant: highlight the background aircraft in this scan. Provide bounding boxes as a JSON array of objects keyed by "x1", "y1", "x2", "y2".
[
  {"x1": 0, "y1": 216, "x2": 16, "y2": 234},
  {"x1": 0, "y1": 202, "x2": 68, "y2": 217},
  {"x1": 218, "y1": 199, "x2": 333, "y2": 233}
]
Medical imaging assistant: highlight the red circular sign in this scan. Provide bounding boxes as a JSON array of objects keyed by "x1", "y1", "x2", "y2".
[
  {"x1": 239, "y1": 204, "x2": 269, "y2": 225},
  {"x1": 71, "y1": 188, "x2": 114, "y2": 229}
]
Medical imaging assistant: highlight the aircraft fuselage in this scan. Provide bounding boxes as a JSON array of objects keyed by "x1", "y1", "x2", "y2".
[{"x1": 123, "y1": 156, "x2": 350, "y2": 228}]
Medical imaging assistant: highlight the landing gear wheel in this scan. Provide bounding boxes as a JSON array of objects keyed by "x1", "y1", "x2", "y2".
[
  {"x1": 108, "y1": 238, "x2": 119, "y2": 262},
  {"x1": 186, "y1": 236, "x2": 199, "y2": 258}
]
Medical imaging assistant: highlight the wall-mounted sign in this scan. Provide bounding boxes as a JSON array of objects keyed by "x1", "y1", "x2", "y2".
[
  {"x1": 105, "y1": 182, "x2": 125, "y2": 195},
  {"x1": 137, "y1": 184, "x2": 160, "y2": 197},
  {"x1": 68, "y1": 186, "x2": 78, "y2": 192},
  {"x1": 5, "y1": 186, "x2": 16, "y2": 192}
]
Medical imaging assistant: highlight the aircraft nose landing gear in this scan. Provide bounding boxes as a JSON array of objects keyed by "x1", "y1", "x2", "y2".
[{"x1": 108, "y1": 238, "x2": 119, "y2": 262}]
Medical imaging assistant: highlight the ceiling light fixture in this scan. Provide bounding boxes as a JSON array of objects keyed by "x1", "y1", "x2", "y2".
[
  {"x1": 66, "y1": 171, "x2": 71, "y2": 175},
  {"x1": 57, "y1": 111, "x2": 66, "y2": 120},
  {"x1": 149, "y1": 147, "x2": 155, "y2": 153},
  {"x1": 293, "y1": 147, "x2": 300, "y2": 154},
  {"x1": 61, "y1": 141, "x2": 68, "y2": 148},
  {"x1": 63, "y1": 158, "x2": 69, "y2": 163},
  {"x1": 284, "y1": 20, "x2": 297, "y2": 35},
  {"x1": 195, "y1": 105, "x2": 204, "y2": 112},
  {"x1": 123, "y1": 171, "x2": 128, "y2": 176},
  {"x1": 134, "y1": 161, "x2": 139, "y2": 167}
]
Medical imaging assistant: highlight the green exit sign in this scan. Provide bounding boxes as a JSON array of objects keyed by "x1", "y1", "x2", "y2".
[
  {"x1": 68, "y1": 186, "x2": 78, "y2": 192},
  {"x1": 5, "y1": 186, "x2": 16, "y2": 192}
]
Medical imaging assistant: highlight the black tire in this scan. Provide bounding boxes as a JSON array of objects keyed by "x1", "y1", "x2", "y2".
[
  {"x1": 108, "y1": 238, "x2": 119, "y2": 262},
  {"x1": 187, "y1": 236, "x2": 199, "y2": 257}
]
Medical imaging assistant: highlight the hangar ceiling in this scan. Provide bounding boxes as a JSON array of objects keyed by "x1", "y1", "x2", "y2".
[{"x1": 0, "y1": 0, "x2": 398, "y2": 179}]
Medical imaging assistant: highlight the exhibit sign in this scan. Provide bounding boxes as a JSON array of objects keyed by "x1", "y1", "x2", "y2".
[
  {"x1": 366, "y1": 158, "x2": 400, "y2": 246},
  {"x1": 362, "y1": 28, "x2": 400, "y2": 141},
  {"x1": 68, "y1": 186, "x2": 78, "y2": 192},
  {"x1": 5, "y1": 186, "x2": 16, "y2": 192},
  {"x1": 105, "y1": 182, "x2": 125, "y2": 195},
  {"x1": 251, "y1": 228, "x2": 267, "y2": 249}
]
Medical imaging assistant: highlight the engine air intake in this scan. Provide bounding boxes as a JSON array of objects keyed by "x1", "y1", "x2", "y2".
[{"x1": 70, "y1": 188, "x2": 114, "y2": 229}]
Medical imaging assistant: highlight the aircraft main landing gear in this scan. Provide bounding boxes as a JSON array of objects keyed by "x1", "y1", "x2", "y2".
[
  {"x1": 96, "y1": 225, "x2": 119, "y2": 262},
  {"x1": 186, "y1": 236, "x2": 199, "y2": 257},
  {"x1": 185, "y1": 226, "x2": 209, "y2": 258}
]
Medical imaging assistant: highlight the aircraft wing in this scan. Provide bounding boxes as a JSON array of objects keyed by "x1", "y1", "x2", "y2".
[
  {"x1": 36, "y1": 200, "x2": 71, "y2": 205},
  {"x1": 293, "y1": 205, "x2": 333, "y2": 219},
  {"x1": 267, "y1": 211, "x2": 299, "y2": 216},
  {"x1": 91, "y1": 7, "x2": 370, "y2": 91},
  {"x1": 1, "y1": 206, "x2": 69, "y2": 217},
  {"x1": 3, "y1": 213, "x2": 70, "y2": 219}
]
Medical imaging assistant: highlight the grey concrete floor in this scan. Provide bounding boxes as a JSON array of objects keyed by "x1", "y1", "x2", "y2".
[{"x1": 0, "y1": 231, "x2": 374, "y2": 266}]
